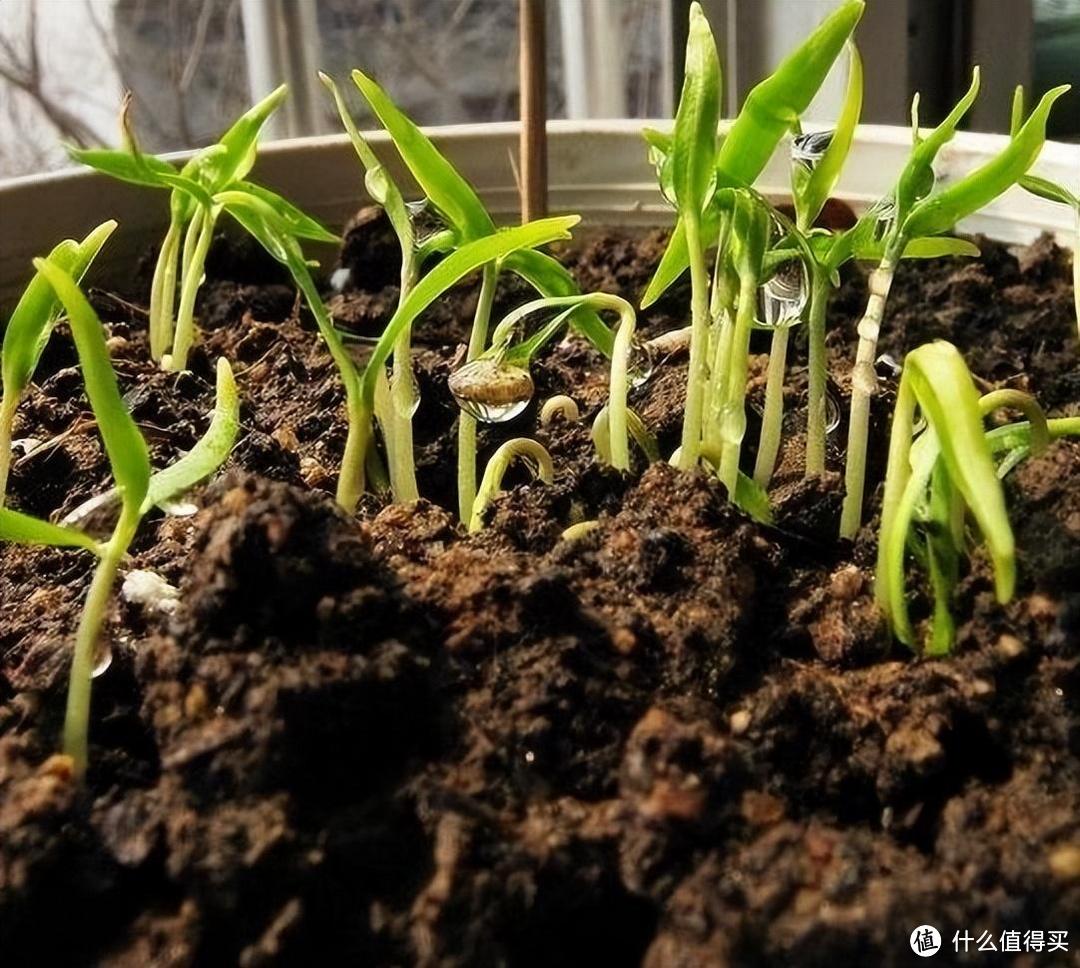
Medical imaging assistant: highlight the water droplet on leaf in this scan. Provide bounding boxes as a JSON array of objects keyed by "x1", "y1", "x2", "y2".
[
  {"x1": 448, "y1": 357, "x2": 534, "y2": 424},
  {"x1": 627, "y1": 337, "x2": 655, "y2": 388},
  {"x1": 760, "y1": 260, "x2": 808, "y2": 327},
  {"x1": 91, "y1": 640, "x2": 112, "y2": 679},
  {"x1": 875, "y1": 353, "x2": 903, "y2": 384},
  {"x1": 390, "y1": 364, "x2": 421, "y2": 419},
  {"x1": 791, "y1": 129, "x2": 834, "y2": 169}
]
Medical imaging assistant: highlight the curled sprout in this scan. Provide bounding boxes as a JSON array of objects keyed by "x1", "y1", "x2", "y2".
[
  {"x1": 469, "y1": 438, "x2": 554, "y2": 533},
  {"x1": 540, "y1": 395, "x2": 581, "y2": 425}
]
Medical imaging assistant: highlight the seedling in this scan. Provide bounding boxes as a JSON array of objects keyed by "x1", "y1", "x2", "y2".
[
  {"x1": 209, "y1": 183, "x2": 580, "y2": 512},
  {"x1": 0, "y1": 260, "x2": 238, "y2": 775},
  {"x1": 1012, "y1": 87, "x2": 1080, "y2": 337},
  {"x1": 643, "y1": 0, "x2": 862, "y2": 504},
  {"x1": 1, "y1": 220, "x2": 116, "y2": 505},
  {"x1": 469, "y1": 437, "x2": 553, "y2": 532},
  {"x1": 875, "y1": 341, "x2": 1079, "y2": 654},
  {"x1": 70, "y1": 87, "x2": 336, "y2": 371},
  {"x1": 347, "y1": 68, "x2": 614, "y2": 521},
  {"x1": 838, "y1": 74, "x2": 1070, "y2": 538}
]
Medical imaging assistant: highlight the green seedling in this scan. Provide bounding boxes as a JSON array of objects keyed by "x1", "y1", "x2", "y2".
[
  {"x1": 1012, "y1": 86, "x2": 1080, "y2": 337},
  {"x1": 210, "y1": 182, "x2": 579, "y2": 512},
  {"x1": 641, "y1": 0, "x2": 864, "y2": 312},
  {"x1": 645, "y1": 0, "x2": 861, "y2": 513},
  {"x1": 454, "y1": 292, "x2": 639, "y2": 470},
  {"x1": 348, "y1": 68, "x2": 613, "y2": 522},
  {"x1": 838, "y1": 74, "x2": 1070, "y2": 538},
  {"x1": 70, "y1": 87, "x2": 335, "y2": 371},
  {"x1": 321, "y1": 72, "x2": 423, "y2": 503},
  {"x1": 875, "y1": 341, "x2": 1079, "y2": 655},
  {"x1": 1, "y1": 220, "x2": 117, "y2": 505},
  {"x1": 0, "y1": 260, "x2": 238, "y2": 776},
  {"x1": 469, "y1": 437, "x2": 554, "y2": 532}
]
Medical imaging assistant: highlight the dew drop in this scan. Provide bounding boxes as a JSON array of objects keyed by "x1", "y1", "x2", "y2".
[
  {"x1": 720, "y1": 403, "x2": 747, "y2": 447},
  {"x1": 760, "y1": 260, "x2": 808, "y2": 327},
  {"x1": 91, "y1": 639, "x2": 112, "y2": 679},
  {"x1": 875, "y1": 353, "x2": 903, "y2": 384},
  {"x1": 825, "y1": 389, "x2": 841, "y2": 434},
  {"x1": 390, "y1": 364, "x2": 421, "y2": 419},
  {"x1": 448, "y1": 357, "x2": 534, "y2": 424},
  {"x1": 405, "y1": 198, "x2": 429, "y2": 218},
  {"x1": 627, "y1": 337, "x2": 655, "y2": 389},
  {"x1": 791, "y1": 129, "x2": 834, "y2": 170}
]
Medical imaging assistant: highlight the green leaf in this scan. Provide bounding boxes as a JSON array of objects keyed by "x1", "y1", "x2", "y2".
[
  {"x1": 851, "y1": 235, "x2": 981, "y2": 261},
  {"x1": 1019, "y1": 173, "x2": 1079, "y2": 209},
  {"x1": 504, "y1": 249, "x2": 614, "y2": 355},
  {"x1": 0, "y1": 507, "x2": 102, "y2": 554},
  {"x1": 905, "y1": 84, "x2": 1070, "y2": 238},
  {"x1": 716, "y1": 0, "x2": 864, "y2": 188},
  {"x1": 361, "y1": 217, "x2": 581, "y2": 407},
  {"x1": 3, "y1": 220, "x2": 117, "y2": 400},
  {"x1": 352, "y1": 69, "x2": 495, "y2": 240},
  {"x1": 671, "y1": 2, "x2": 721, "y2": 221},
  {"x1": 32, "y1": 259, "x2": 150, "y2": 513},
  {"x1": 69, "y1": 147, "x2": 212, "y2": 207},
  {"x1": 229, "y1": 181, "x2": 339, "y2": 243},
  {"x1": 320, "y1": 71, "x2": 414, "y2": 257},
  {"x1": 198, "y1": 84, "x2": 288, "y2": 190},
  {"x1": 895, "y1": 69, "x2": 981, "y2": 219},
  {"x1": 793, "y1": 43, "x2": 863, "y2": 230},
  {"x1": 908, "y1": 343, "x2": 1014, "y2": 601},
  {"x1": 143, "y1": 358, "x2": 240, "y2": 512},
  {"x1": 734, "y1": 471, "x2": 774, "y2": 525}
]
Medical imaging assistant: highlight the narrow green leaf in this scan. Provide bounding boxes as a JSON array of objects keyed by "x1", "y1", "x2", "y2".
[
  {"x1": 320, "y1": 71, "x2": 414, "y2": 256},
  {"x1": 143, "y1": 358, "x2": 240, "y2": 512},
  {"x1": 905, "y1": 85, "x2": 1071, "y2": 238},
  {"x1": 1018, "y1": 173, "x2": 1079, "y2": 209},
  {"x1": 794, "y1": 43, "x2": 863, "y2": 230},
  {"x1": 352, "y1": 69, "x2": 495, "y2": 240},
  {"x1": 0, "y1": 507, "x2": 102, "y2": 554},
  {"x1": 230, "y1": 181, "x2": 339, "y2": 243},
  {"x1": 361, "y1": 217, "x2": 581, "y2": 407},
  {"x1": 198, "y1": 84, "x2": 288, "y2": 190},
  {"x1": 32, "y1": 259, "x2": 150, "y2": 512},
  {"x1": 671, "y1": 2, "x2": 721, "y2": 220},
  {"x1": 716, "y1": 0, "x2": 864, "y2": 188},
  {"x1": 905, "y1": 341, "x2": 1015, "y2": 602},
  {"x1": 504, "y1": 248, "x2": 614, "y2": 356},
  {"x1": 69, "y1": 147, "x2": 212, "y2": 208},
  {"x1": 851, "y1": 235, "x2": 981, "y2": 261},
  {"x1": 895, "y1": 69, "x2": 981, "y2": 218},
  {"x1": 3, "y1": 220, "x2": 118, "y2": 398}
]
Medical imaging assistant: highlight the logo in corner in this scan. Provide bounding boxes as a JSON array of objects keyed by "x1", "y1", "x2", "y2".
[{"x1": 910, "y1": 925, "x2": 942, "y2": 957}]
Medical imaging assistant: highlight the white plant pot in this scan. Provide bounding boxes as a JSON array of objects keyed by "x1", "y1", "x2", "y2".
[{"x1": 1, "y1": 120, "x2": 1076, "y2": 308}]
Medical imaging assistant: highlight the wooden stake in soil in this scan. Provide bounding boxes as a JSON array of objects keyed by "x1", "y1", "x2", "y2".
[{"x1": 519, "y1": 0, "x2": 548, "y2": 222}]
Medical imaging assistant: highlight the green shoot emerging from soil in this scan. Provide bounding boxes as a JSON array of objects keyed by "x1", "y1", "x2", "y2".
[
  {"x1": 646, "y1": 0, "x2": 862, "y2": 503},
  {"x1": 875, "y1": 341, "x2": 1080, "y2": 655},
  {"x1": 346, "y1": 68, "x2": 613, "y2": 521},
  {"x1": 0, "y1": 260, "x2": 238, "y2": 776},
  {"x1": 70, "y1": 87, "x2": 337, "y2": 372},
  {"x1": 1012, "y1": 86, "x2": 1080, "y2": 337},
  {"x1": 838, "y1": 75, "x2": 1070, "y2": 538},
  {"x1": 469, "y1": 438, "x2": 554, "y2": 533},
  {"x1": 0, "y1": 220, "x2": 116, "y2": 506}
]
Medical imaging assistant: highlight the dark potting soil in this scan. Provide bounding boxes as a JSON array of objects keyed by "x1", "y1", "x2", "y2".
[{"x1": 0, "y1": 213, "x2": 1078, "y2": 967}]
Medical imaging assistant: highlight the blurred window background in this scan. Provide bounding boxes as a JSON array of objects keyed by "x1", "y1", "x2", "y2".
[{"x1": 0, "y1": 0, "x2": 1076, "y2": 180}]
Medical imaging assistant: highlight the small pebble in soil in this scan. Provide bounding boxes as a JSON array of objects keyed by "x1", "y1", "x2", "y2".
[
  {"x1": 122, "y1": 569, "x2": 180, "y2": 615},
  {"x1": 729, "y1": 710, "x2": 751, "y2": 735}
]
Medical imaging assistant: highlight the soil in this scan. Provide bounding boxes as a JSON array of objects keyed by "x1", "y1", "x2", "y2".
[{"x1": 1, "y1": 212, "x2": 1078, "y2": 967}]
